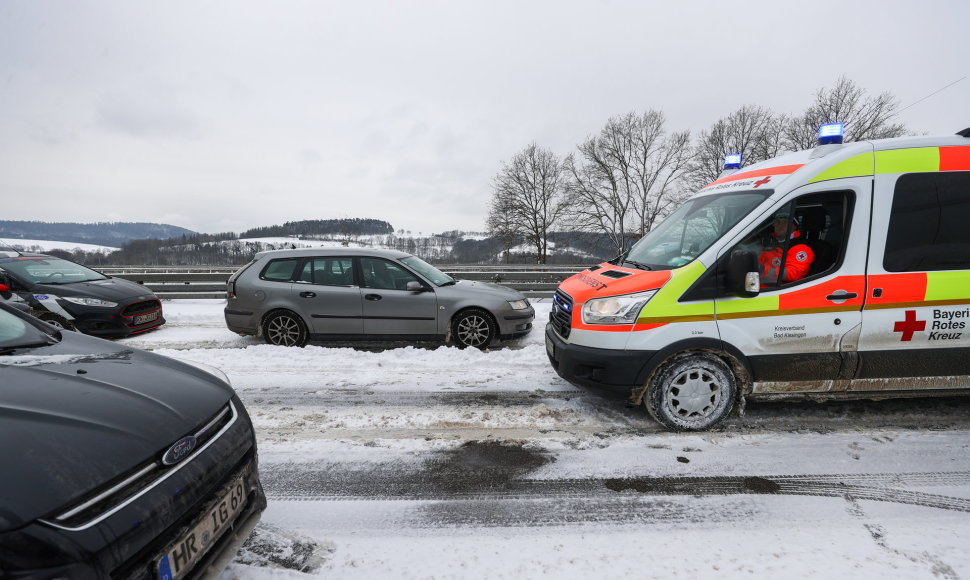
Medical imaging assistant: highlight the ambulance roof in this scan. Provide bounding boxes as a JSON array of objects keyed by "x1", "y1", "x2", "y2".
[{"x1": 698, "y1": 133, "x2": 970, "y2": 196}]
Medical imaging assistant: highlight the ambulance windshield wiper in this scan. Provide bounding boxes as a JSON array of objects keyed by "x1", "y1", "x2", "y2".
[
  {"x1": 608, "y1": 249, "x2": 630, "y2": 265},
  {"x1": 623, "y1": 259, "x2": 652, "y2": 271}
]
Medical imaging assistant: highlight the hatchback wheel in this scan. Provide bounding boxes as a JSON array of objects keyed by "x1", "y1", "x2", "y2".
[
  {"x1": 263, "y1": 311, "x2": 308, "y2": 347},
  {"x1": 452, "y1": 309, "x2": 496, "y2": 349},
  {"x1": 37, "y1": 312, "x2": 76, "y2": 331}
]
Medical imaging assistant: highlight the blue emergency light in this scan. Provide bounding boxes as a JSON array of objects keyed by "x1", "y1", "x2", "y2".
[
  {"x1": 723, "y1": 153, "x2": 742, "y2": 169},
  {"x1": 817, "y1": 123, "x2": 844, "y2": 145}
]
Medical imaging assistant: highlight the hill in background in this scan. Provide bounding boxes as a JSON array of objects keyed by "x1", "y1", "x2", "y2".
[{"x1": 0, "y1": 221, "x2": 197, "y2": 248}]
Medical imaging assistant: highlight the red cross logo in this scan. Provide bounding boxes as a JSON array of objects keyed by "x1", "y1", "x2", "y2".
[
  {"x1": 753, "y1": 176, "x2": 772, "y2": 188},
  {"x1": 893, "y1": 310, "x2": 925, "y2": 341}
]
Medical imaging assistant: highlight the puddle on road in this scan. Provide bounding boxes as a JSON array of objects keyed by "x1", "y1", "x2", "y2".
[{"x1": 421, "y1": 440, "x2": 554, "y2": 494}]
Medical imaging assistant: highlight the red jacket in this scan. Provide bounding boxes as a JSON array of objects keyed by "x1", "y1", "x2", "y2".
[{"x1": 758, "y1": 230, "x2": 814, "y2": 285}]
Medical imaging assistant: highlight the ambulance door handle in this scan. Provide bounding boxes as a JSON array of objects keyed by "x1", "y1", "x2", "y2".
[{"x1": 826, "y1": 291, "x2": 857, "y2": 301}]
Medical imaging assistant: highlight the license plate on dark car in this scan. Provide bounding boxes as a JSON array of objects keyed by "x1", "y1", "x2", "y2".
[
  {"x1": 133, "y1": 311, "x2": 159, "y2": 325},
  {"x1": 545, "y1": 334, "x2": 555, "y2": 358},
  {"x1": 156, "y1": 474, "x2": 247, "y2": 580}
]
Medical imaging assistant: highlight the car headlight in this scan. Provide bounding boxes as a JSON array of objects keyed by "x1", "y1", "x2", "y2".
[
  {"x1": 581, "y1": 290, "x2": 658, "y2": 325},
  {"x1": 176, "y1": 358, "x2": 232, "y2": 386},
  {"x1": 60, "y1": 296, "x2": 118, "y2": 307},
  {"x1": 507, "y1": 299, "x2": 530, "y2": 310}
]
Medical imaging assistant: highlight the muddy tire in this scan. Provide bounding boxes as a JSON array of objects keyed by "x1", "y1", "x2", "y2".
[
  {"x1": 645, "y1": 352, "x2": 736, "y2": 431},
  {"x1": 36, "y1": 312, "x2": 76, "y2": 332},
  {"x1": 451, "y1": 308, "x2": 496, "y2": 350},
  {"x1": 263, "y1": 310, "x2": 308, "y2": 347}
]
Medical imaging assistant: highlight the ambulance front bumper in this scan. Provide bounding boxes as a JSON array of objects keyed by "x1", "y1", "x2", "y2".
[{"x1": 544, "y1": 326, "x2": 653, "y2": 392}]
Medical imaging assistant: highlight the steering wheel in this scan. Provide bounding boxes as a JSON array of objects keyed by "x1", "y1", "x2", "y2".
[{"x1": 47, "y1": 272, "x2": 65, "y2": 280}]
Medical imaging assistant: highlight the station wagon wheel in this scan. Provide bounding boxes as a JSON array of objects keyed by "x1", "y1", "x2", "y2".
[
  {"x1": 36, "y1": 312, "x2": 76, "y2": 332},
  {"x1": 452, "y1": 309, "x2": 496, "y2": 350},
  {"x1": 263, "y1": 311, "x2": 308, "y2": 347},
  {"x1": 645, "y1": 352, "x2": 736, "y2": 431}
]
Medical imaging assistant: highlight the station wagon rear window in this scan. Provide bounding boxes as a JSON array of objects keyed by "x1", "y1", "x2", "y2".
[{"x1": 260, "y1": 258, "x2": 301, "y2": 282}]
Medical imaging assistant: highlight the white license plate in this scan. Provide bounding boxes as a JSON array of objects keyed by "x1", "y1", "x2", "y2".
[
  {"x1": 156, "y1": 474, "x2": 247, "y2": 580},
  {"x1": 545, "y1": 334, "x2": 555, "y2": 358},
  {"x1": 133, "y1": 311, "x2": 159, "y2": 325}
]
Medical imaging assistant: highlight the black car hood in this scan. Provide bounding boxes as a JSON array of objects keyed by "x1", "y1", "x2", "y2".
[
  {"x1": 31, "y1": 277, "x2": 156, "y2": 302},
  {"x1": 0, "y1": 331, "x2": 234, "y2": 532}
]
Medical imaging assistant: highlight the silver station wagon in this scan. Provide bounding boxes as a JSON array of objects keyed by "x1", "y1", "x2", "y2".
[{"x1": 224, "y1": 248, "x2": 535, "y2": 348}]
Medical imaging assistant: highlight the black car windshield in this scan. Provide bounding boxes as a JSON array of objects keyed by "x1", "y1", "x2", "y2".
[
  {"x1": 0, "y1": 307, "x2": 53, "y2": 350},
  {"x1": 400, "y1": 256, "x2": 455, "y2": 286},
  {"x1": 625, "y1": 191, "x2": 769, "y2": 269},
  {"x1": 0, "y1": 257, "x2": 108, "y2": 284}
]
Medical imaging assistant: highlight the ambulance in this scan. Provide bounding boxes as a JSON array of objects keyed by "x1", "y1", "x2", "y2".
[{"x1": 545, "y1": 124, "x2": 970, "y2": 430}]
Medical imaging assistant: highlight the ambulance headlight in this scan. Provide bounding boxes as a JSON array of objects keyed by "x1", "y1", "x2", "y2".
[{"x1": 582, "y1": 290, "x2": 657, "y2": 325}]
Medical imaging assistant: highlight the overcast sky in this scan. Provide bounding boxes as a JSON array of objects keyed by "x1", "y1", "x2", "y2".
[{"x1": 1, "y1": 0, "x2": 967, "y2": 236}]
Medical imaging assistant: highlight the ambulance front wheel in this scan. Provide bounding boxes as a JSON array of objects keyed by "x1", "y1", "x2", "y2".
[{"x1": 645, "y1": 352, "x2": 737, "y2": 431}]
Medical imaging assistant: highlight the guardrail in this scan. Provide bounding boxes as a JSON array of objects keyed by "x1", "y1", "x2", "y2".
[{"x1": 99, "y1": 265, "x2": 588, "y2": 299}]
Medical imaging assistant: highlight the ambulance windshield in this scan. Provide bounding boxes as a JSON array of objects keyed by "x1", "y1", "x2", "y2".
[{"x1": 625, "y1": 191, "x2": 769, "y2": 269}]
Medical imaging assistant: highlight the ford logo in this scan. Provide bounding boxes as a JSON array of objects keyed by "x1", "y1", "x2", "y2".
[{"x1": 162, "y1": 436, "x2": 197, "y2": 466}]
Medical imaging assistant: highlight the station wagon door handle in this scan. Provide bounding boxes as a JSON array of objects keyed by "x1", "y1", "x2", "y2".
[
  {"x1": 299, "y1": 291, "x2": 316, "y2": 298},
  {"x1": 365, "y1": 294, "x2": 382, "y2": 301},
  {"x1": 825, "y1": 291, "x2": 857, "y2": 301}
]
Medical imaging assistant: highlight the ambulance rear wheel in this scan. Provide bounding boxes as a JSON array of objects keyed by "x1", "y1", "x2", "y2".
[
  {"x1": 36, "y1": 312, "x2": 76, "y2": 332},
  {"x1": 646, "y1": 352, "x2": 736, "y2": 431}
]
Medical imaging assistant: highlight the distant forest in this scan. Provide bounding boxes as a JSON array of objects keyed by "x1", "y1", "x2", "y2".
[
  {"x1": 240, "y1": 218, "x2": 394, "y2": 238},
  {"x1": 0, "y1": 220, "x2": 196, "y2": 247},
  {"x1": 3, "y1": 218, "x2": 623, "y2": 266}
]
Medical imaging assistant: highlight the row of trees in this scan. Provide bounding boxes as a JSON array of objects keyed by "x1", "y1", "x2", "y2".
[{"x1": 488, "y1": 77, "x2": 910, "y2": 262}]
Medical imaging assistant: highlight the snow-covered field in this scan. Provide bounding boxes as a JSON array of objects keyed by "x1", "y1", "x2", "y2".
[
  {"x1": 116, "y1": 300, "x2": 970, "y2": 580},
  {"x1": 0, "y1": 238, "x2": 118, "y2": 253}
]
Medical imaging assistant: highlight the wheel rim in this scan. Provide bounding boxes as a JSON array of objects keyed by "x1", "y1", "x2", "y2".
[
  {"x1": 457, "y1": 315, "x2": 490, "y2": 347},
  {"x1": 664, "y1": 367, "x2": 723, "y2": 420},
  {"x1": 267, "y1": 316, "x2": 301, "y2": 346}
]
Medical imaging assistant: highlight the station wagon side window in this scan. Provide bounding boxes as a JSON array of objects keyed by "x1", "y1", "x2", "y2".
[
  {"x1": 298, "y1": 258, "x2": 355, "y2": 286},
  {"x1": 359, "y1": 257, "x2": 419, "y2": 290},
  {"x1": 884, "y1": 172, "x2": 970, "y2": 272},
  {"x1": 260, "y1": 258, "x2": 301, "y2": 282}
]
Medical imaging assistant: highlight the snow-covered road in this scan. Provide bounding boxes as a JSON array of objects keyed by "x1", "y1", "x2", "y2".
[{"x1": 118, "y1": 300, "x2": 970, "y2": 579}]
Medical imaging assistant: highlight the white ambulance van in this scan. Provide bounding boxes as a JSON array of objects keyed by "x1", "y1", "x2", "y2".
[{"x1": 545, "y1": 124, "x2": 970, "y2": 431}]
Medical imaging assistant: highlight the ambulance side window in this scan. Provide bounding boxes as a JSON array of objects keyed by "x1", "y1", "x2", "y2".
[
  {"x1": 682, "y1": 190, "x2": 852, "y2": 300},
  {"x1": 884, "y1": 172, "x2": 970, "y2": 272}
]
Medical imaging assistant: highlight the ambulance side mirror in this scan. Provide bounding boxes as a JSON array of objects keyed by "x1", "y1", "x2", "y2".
[
  {"x1": 744, "y1": 272, "x2": 761, "y2": 294},
  {"x1": 727, "y1": 250, "x2": 760, "y2": 297}
]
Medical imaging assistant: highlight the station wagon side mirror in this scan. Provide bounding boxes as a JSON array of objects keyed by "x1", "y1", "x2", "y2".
[{"x1": 406, "y1": 281, "x2": 426, "y2": 292}]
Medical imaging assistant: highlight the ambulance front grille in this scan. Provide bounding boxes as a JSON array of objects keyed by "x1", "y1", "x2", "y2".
[{"x1": 551, "y1": 290, "x2": 573, "y2": 339}]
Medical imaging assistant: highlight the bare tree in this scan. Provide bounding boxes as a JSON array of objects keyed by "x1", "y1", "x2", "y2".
[
  {"x1": 565, "y1": 111, "x2": 691, "y2": 255},
  {"x1": 685, "y1": 105, "x2": 782, "y2": 191},
  {"x1": 485, "y1": 191, "x2": 521, "y2": 264},
  {"x1": 783, "y1": 76, "x2": 908, "y2": 150},
  {"x1": 486, "y1": 143, "x2": 568, "y2": 264}
]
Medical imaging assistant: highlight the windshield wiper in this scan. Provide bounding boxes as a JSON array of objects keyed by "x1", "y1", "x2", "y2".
[
  {"x1": 623, "y1": 260, "x2": 653, "y2": 271},
  {"x1": 609, "y1": 249, "x2": 630, "y2": 265},
  {"x1": 0, "y1": 340, "x2": 56, "y2": 355}
]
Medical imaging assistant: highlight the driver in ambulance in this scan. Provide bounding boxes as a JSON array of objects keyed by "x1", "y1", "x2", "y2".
[{"x1": 758, "y1": 210, "x2": 815, "y2": 286}]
